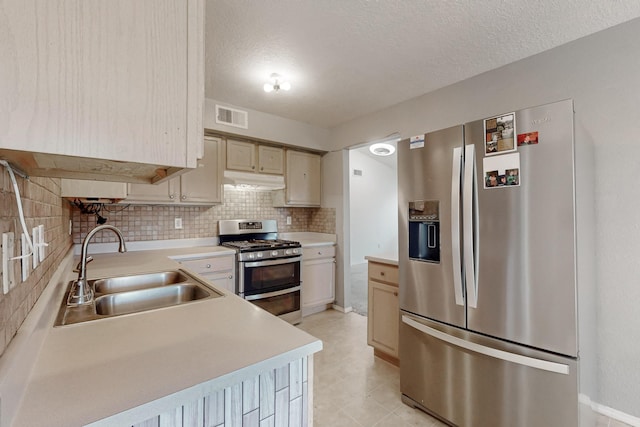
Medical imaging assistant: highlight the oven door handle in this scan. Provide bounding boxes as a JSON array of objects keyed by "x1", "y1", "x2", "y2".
[
  {"x1": 243, "y1": 256, "x2": 302, "y2": 268},
  {"x1": 245, "y1": 286, "x2": 301, "y2": 301}
]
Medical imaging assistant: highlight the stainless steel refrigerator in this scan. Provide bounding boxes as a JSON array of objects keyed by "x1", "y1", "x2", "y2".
[{"x1": 398, "y1": 99, "x2": 579, "y2": 426}]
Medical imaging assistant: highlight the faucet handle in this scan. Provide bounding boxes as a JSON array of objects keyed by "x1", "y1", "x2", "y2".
[{"x1": 74, "y1": 256, "x2": 94, "y2": 272}]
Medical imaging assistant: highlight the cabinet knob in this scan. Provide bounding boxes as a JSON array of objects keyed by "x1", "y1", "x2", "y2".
[
  {"x1": 206, "y1": 264, "x2": 211, "y2": 268},
  {"x1": 169, "y1": 194, "x2": 175, "y2": 199},
  {"x1": 228, "y1": 275, "x2": 233, "y2": 279},
  {"x1": 260, "y1": 166, "x2": 264, "y2": 171},
  {"x1": 380, "y1": 272, "x2": 385, "y2": 276},
  {"x1": 181, "y1": 195, "x2": 187, "y2": 200},
  {"x1": 252, "y1": 165, "x2": 256, "y2": 170},
  {"x1": 394, "y1": 291, "x2": 398, "y2": 297}
]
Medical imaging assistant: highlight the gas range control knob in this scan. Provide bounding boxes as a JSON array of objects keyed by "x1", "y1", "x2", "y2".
[
  {"x1": 271, "y1": 250, "x2": 279, "y2": 257},
  {"x1": 285, "y1": 249, "x2": 292, "y2": 255},
  {"x1": 248, "y1": 253, "x2": 255, "y2": 259},
  {"x1": 293, "y1": 248, "x2": 300, "y2": 254},
  {"x1": 257, "y1": 252, "x2": 263, "y2": 258}
]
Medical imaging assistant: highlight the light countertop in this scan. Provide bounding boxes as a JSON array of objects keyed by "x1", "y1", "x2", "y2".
[
  {"x1": 365, "y1": 254, "x2": 399, "y2": 266},
  {"x1": 5, "y1": 246, "x2": 322, "y2": 427},
  {"x1": 280, "y1": 232, "x2": 336, "y2": 247}
]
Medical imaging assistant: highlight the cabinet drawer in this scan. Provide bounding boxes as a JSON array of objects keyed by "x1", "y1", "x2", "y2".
[
  {"x1": 368, "y1": 262, "x2": 399, "y2": 285},
  {"x1": 302, "y1": 245, "x2": 335, "y2": 260},
  {"x1": 179, "y1": 256, "x2": 234, "y2": 274}
]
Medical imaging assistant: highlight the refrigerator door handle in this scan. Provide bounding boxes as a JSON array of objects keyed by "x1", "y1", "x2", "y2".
[
  {"x1": 463, "y1": 144, "x2": 478, "y2": 308},
  {"x1": 402, "y1": 315, "x2": 570, "y2": 375},
  {"x1": 451, "y1": 146, "x2": 464, "y2": 306}
]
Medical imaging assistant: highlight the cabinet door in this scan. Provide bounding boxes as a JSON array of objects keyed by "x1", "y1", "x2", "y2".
[
  {"x1": 367, "y1": 281, "x2": 399, "y2": 358},
  {"x1": 226, "y1": 140, "x2": 256, "y2": 172},
  {"x1": 127, "y1": 180, "x2": 178, "y2": 203},
  {"x1": 180, "y1": 137, "x2": 223, "y2": 204},
  {"x1": 285, "y1": 151, "x2": 321, "y2": 206},
  {"x1": 0, "y1": 0, "x2": 203, "y2": 169},
  {"x1": 257, "y1": 146, "x2": 284, "y2": 174},
  {"x1": 200, "y1": 272, "x2": 235, "y2": 294},
  {"x1": 302, "y1": 259, "x2": 335, "y2": 307}
]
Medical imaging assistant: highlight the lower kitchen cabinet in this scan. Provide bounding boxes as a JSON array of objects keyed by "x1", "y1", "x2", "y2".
[
  {"x1": 174, "y1": 253, "x2": 235, "y2": 294},
  {"x1": 302, "y1": 245, "x2": 335, "y2": 316},
  {"x1": 367, "y1": 260, "x2": 399, "y2": 365}
]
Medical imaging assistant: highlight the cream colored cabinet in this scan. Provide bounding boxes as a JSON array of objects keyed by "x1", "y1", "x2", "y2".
[
  {"x1": 0, "y1": 0, "x2": 204, "y2": 183},
  {"x1": 302, "y1": 245, "x2": 336, "y2": 316},
  {"x1": 226, "y1": 140, "x2": 284, "y2": 175},
  {"x1": 175, "y1": 254, "x2": 235, "y2": 294},
  {"x1": 273, "y1": 150, "x2": 321, "y2": 207},
  {"x1": 126, "y1": 137, "x2": 223, "y2": 205},
  {"x1": 367, "y1": 261, "x2": 399, "y2": 364},
  {"x1": 61, "y1": 180, "x2": 127, "y2": 201}
]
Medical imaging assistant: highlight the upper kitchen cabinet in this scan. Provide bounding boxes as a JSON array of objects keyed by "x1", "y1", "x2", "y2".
[
  {"x1": 0, "y1": 0, "x2": 204, "y2": 183},
  {"x1": 273, "y1": 150, "x2": 321, "y2": 207},
  {"x1": 226, "y1": 139, "x2": 284, "y2": 175},
  {"x1": 126, "y1": 137, "x2": 223, "y2": 204}
]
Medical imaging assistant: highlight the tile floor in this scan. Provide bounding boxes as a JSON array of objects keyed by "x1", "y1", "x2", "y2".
[
  {"x1": 297, "y1": 309, "x2": 447, "y2": 426},
  {"x1": 298, "y1": 309, "x2": 632, "y2": 427}
]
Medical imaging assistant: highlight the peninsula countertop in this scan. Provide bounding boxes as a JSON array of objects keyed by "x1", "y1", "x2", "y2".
[
  {"x1": 365, "y1": 254, "x2": 399, "y2": 266},
  {"x1": 6, "y1": 246, "x2": 322, "y2": 427}
]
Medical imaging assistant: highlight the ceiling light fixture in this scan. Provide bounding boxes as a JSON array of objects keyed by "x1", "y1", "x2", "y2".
[
  {"x1": 369, "y1": 143, "x2": 396, "y2": 156},
  {"x1": 368, "y1": 133, "x2": 400, "y2": 156},
  {"x1": 263, "y1": 73, "x2": 291, "y2": 93}
]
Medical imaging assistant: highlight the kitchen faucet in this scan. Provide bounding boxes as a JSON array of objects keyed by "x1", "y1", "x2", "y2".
[{"x1": 68, "y1": 225, "x2": 127, "y2": 306}]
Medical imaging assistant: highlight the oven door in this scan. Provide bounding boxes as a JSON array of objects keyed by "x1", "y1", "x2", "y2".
[
  {"x1": 246, "y1": 287, "x2": 301, "y2": 324},
  {"x1": 239, "y1": 256, "x2": 301, "y2": 296}
]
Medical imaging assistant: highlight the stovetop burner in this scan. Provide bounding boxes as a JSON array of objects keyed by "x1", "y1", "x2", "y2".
[{"x1": 221, "y1": 239, "x2": 301, "y2": 251}]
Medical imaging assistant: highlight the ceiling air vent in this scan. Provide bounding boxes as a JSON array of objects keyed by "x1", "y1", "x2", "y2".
[{"x1": 215, "y1": 105, "x2": 248, "y2": 129}]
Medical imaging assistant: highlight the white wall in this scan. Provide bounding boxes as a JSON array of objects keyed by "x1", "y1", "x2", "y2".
[
  {"x1": 329, "y1": 18, "x2": 640, "y2": 418},
  {"x1": 204, "y1": 98, "x2": 332, "y2": 151},
  {"x1": 349, "y1": 149, "x2": 397, "y2": 265}
]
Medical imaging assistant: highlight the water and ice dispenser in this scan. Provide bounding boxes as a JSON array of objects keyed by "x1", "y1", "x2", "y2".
[{"x1": 408, "y1": 200, "x2": 440, "y2": 263}]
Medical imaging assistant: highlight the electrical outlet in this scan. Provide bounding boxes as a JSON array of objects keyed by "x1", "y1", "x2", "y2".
[
  {"x1": 174, "y1": 218, "x2": 183, "y2": 229},
  {"x1": 286, "y1": 216, "x2": 292, "y2": 225},
  {"x1": 38, "y1": 225, "x2": 46, "y2": 261},
  {"x1": 2, "y1": 232, "x2": 15, "y2": 294},
  {"x1": 32, "y1": 226, "x2": 39, "y2": 269},
  {"x1": 21, "y1": 233, "x2": 30, "y2": 281}
]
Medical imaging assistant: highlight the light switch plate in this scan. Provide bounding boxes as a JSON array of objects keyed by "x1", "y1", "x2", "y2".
[
  {"x1": 21, "y1": 233, "x2": 30, "y2": 281},
  {"x1": 38, "y1": 225, "x2": 46, "y2": 261},
  {"x1": 32, "y1": 226, "x2": 39, "y2": 268},
  {"x1": 2, "y1": 232, "x2": 15, "y2": 294}
]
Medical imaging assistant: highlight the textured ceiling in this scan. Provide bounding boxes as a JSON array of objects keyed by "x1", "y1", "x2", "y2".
[{"x1": 206, "y1": 1, "x2": 640, "y2": 128}]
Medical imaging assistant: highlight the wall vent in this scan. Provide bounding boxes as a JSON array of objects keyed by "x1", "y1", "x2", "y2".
[
  {"x1": 353, "y1": 169, "x2": 363, "y2": 176},
  {"x1": 215, "y1": 105, "x2": 248, "y2": 129}
]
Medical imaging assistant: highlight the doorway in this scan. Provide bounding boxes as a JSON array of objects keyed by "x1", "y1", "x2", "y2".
[{"x1": 347, "y1": 143, "x2": 398, "y2": 315}]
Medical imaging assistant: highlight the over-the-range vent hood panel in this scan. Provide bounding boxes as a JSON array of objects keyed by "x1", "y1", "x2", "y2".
[
  {"x1": 223, "y1": 170, "x2": 285, "y2": 190},
  {"x1": 0, "y1": 149, "x2": 188, "y2": 184}
]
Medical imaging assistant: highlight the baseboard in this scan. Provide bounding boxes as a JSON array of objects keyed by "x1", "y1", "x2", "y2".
[
  {"x1": 579, "y1": 394, "x2": 640, "y2": 426},
  {"x1": 331, "y1": 304, "x2": 353, "y2": 313}
]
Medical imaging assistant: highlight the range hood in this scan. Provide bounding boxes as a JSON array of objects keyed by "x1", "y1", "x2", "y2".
[{"x1": 223, "y1": 170, "x2": 285, "y2": 190}]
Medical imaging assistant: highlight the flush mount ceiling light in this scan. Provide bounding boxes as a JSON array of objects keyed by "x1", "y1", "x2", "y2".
[
  {"x1": 263, "y1": 73, "x2": 291, "y2": 93},
  {"x1": 369, "y1": 142, "x2": 396, "y2": 156}
]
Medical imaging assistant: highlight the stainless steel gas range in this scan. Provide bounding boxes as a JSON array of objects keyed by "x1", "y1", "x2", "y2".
[{"x1": 219, "y1": 219, "x2": 302, "y2": 324}]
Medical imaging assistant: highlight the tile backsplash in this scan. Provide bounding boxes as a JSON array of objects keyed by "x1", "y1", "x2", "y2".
[
  {"x1": 0, "y1": 172, "x2": 72, "y2": 357},
  {"x1": 72, "y1": 189, "x2": 336, "y2": 243}
]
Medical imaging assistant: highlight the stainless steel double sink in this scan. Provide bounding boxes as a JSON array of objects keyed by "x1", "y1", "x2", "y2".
[{"x1": 55, "y1": 270, "x2": 222, "y2": 326}]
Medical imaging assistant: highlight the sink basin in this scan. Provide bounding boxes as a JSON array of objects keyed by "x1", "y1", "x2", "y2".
[
  {"x1": 95, "y1": 283, "x2": 209, "y2": 316},
  {"x1": 93, "y1": 271, "x2": 189, "y2": 295},
  {"x1": 54, "y1": 269, "x2": 222, "y2": 326}
]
